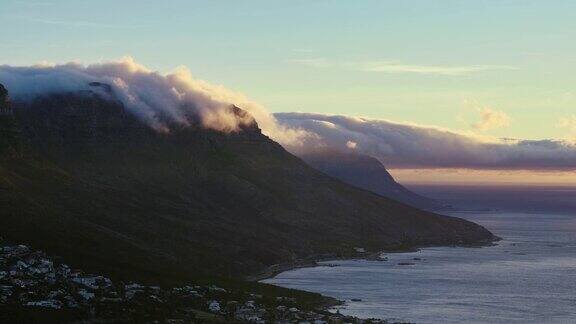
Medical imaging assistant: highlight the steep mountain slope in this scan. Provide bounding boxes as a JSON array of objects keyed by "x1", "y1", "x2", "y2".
[
  {"x1": 0, "y1": 85, "x2": 495, "y2": 284},
  {"x1": 299, "y1": 150, "x2": 443, "y2": 210}
]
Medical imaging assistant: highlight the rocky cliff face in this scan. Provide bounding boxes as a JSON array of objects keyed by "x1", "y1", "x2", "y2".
[{"x1": 0, "y1": 85, "x2": 495, "y2": 284}]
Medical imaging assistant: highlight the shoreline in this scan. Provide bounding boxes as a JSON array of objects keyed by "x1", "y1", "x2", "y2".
[
  {"x1": 250, "y1": 237, "x2": 501, "y2": 321},
  {"x1": 248, "y1": 237, "x2": 500, "y2": 283}
]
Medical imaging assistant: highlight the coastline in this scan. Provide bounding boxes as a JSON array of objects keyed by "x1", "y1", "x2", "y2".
[
  {"x1": 248, "y1": 237, "x2": 500, "y2": 283},
  {"x1": 252, "y1": 237, "x2": 501, "y2": 322}
]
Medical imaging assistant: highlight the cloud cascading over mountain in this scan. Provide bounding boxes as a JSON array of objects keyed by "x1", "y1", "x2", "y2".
[
  {"x1": 3, "y1": 58, "x2": 576, "y2": 172},
  {"x1": 276, "y1": 112, "x2": 576, "y2": 171},
  {"x1": 0, "y1": 57, "x2": 311, "y2": 146}
]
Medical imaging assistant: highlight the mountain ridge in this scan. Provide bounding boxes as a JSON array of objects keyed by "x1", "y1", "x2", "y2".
[
  {"x1": 298, "y1": 150, "x2": 443, "y2": 210},
  {"x1": 0, "y1": 84, "x2": 495, "y2": 284}
]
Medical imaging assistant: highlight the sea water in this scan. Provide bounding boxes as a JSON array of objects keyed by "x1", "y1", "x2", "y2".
[{"x1": 262, "y1": 212, "x2": 576, "y2": 323}]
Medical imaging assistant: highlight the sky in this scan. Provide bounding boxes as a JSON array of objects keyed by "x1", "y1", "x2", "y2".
[{"x1": 1, "y1": 0, "x2": 576, "y2": 185}]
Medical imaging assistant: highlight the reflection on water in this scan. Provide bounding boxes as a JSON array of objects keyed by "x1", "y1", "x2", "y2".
[{"x1": 263, "y1": 212, "x2": 576, "y2": 323}]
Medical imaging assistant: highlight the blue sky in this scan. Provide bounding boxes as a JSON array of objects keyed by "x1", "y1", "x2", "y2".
[{"x1": 2, "y1": 0, "x2": 576, "y2": 141}]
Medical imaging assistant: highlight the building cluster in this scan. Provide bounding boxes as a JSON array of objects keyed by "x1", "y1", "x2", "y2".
[{"x1": 0, "y1": 243, "x2": 391, "y2": 323}]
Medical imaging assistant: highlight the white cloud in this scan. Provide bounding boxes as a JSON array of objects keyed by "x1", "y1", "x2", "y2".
[
  {"x1": 471, "y1": 107, "x2": 511, "y2": 131},
  {"x1": 559, "y1": 115, "x2": 576, "y2": 131},
  {"x1": 346, "y1": 140, "x2": 357, "y2": 149},
  {"x1": 558, "y1": 115, "x2": 576, "y2": 140},
  {"x1": 276, "y1": 112, "x2": 576, "y2": 171}
]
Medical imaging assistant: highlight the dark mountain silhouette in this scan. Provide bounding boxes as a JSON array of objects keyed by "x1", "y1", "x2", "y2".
[
  {"x1": 299, "y1": 150, "x2": 443, "y2": 210},
  {"x1": 0, "y1": 84, "x2": 495, "y2": 284}
]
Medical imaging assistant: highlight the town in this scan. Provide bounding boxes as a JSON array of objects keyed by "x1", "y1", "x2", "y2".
[{"x1": 0, "y1": 242, "x2": 394, "y2": 323}]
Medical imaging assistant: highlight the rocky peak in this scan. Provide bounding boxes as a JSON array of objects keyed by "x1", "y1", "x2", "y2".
[{"x1": 228, "y1": 104, "x2": 260, "y2": 133}]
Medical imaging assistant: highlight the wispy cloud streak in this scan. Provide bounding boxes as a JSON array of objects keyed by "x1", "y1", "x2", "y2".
[
  {"x1": 289, "y1": 58, "x2": 516, "y2": 76},
  {"x1": 361, "y1": 63, "x2": 516, "y2": 76}
]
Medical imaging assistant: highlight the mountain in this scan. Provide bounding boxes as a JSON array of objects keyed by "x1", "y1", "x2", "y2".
[
  {"x1": 0, "y1": 84, "x2": 495, "y2": 284},
  {"x1": 299, "y1": 150, "x2": 443, "y2": 210}
]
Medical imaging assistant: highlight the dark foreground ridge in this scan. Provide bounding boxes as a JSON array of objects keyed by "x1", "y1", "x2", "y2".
[{"x1": 0, "y1": 83, "x2": 495, "y2": 284}]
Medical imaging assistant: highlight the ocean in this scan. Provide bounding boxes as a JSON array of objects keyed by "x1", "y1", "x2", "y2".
[{"x1": 262, "y1": 186, "x2": 576, "y2": 323}]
